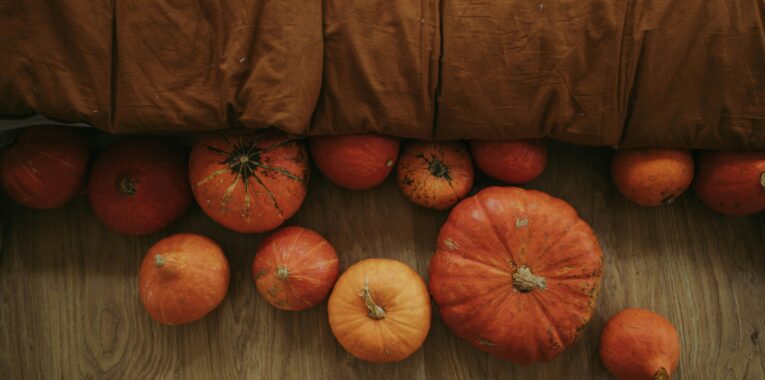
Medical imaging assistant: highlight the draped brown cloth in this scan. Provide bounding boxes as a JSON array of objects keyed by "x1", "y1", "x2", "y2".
[{"x1": 1, "y1": 0, "x2": 763, "y2": 148}]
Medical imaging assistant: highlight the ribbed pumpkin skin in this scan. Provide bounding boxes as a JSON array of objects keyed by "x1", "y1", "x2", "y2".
[
  {"x1": 429, "y1": 186, "x2": 603, "y2": 364},
  {"x1": 611, "y1": 149, "x2": 694, "y2": 206},
  {"x1": 600, "y1": 308, "x2": 681, "y2": 380},
  {"x1": 0, "y1": 126, "x2": 89, "y2": 209},
  {"x1": 189, "y1": 130, "x2": 310, "y2": 233},
  {"x1": 139, "y1": 233, "x2": 230, "y2": 325},
  {"x1": 470, "y1": 139, "x2": 547, "y2": 184},
  {"x1": 397, "y1": 141, "x2": 474, "y2": 210},
  {"x1": 328, "y1": 258, "x2": 431, "y2": 363},
  {"x1": 253, "y1": 226, "x2": 339, "y2": 311},
  {"x1": 88, "y1": 139, "x2": 191, "y2": 235},
  {"x1": 694, "y1": 150, "x2": 765, "y2": 216},
  {"x1": 309, "y1": 134, "x2": 400, "y2": 190}
]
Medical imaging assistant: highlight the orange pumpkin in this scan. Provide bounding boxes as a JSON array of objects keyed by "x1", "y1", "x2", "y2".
[
  {"x1": 309, "y1": 133, "x2": 400, "y2": 190},
  {"x1": 0, "y1": 126, "x2": 89, "y2": 209},
  {"x1": 253, "y1": 226, "x2": 339, "y2": 311},
  {"x1": 328, "y1": 258, "x2": 431, "y2": 363},
  {"x1": 600, "y1": 308, "x2": 681, "y2": 380},
  {"x1": 397, "y1": 141, "x2": 474, "y2": 210},
  {"x1": 611, "y1": 149, "x2": 694, "y2": 206},
  {"x1": 189, "y1": 130, "x2": 310, "y2": 233},
  {"x1": 429, "y1": 186, "x2": 603, "y2": 364},
  {"x1": 694, "y1": 150, "x2": 765, "y2": 216},
  {"x1": 139, "y1": 233, "x2": 230, "y2": 325},
  {"x1": 470, "y1": 139, "x2": 547, "y2": 184}
]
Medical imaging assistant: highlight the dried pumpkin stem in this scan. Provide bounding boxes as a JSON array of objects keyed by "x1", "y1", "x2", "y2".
[
  {"x1": 760, "y1": 172, "x2": 764, "y2": 188},
  {"x1": 154, "y1": 255, "x2": 166, "y2": 268},
  {"x1": 118, "y1": 177, "x2": 137, "y2": 196},
  {"x1": 654, "y1": 367, "x2": 668, "y2": 380},
  {"x1": 512, "y1": 265, "x2": 547, "y2": 292},
  {"x1": 276, "y1": 265, "x2": 289, "y2": 279},
  {"x1": 360, "y1": 279, "x2": 386, "y2": 320}
]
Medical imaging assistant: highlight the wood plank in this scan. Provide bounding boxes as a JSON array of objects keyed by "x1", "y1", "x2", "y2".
[{"x1": 0, "y1": 141, "x2": 763, "y2": 379}]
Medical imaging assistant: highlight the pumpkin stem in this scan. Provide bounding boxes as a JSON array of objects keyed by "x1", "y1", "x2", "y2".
[
  {"x1": 427, "y1": 157, "x2": 452, "y2": 181},
  {"x1": 512, "y1": 265, "x2": 547, "y2": 292},
  {"x1": 360, "y1": 279, "x2": 386, "y2": 320},
  {"x1": 759, "y1": 172, "x2": 764, "y2": 189},
  {"x1": 118, "y1": 176, "x2": 137, "y2": 196},
  {"x1": 654, "y1": 367, "x2": 668, "y2": 380},
  {"x1": 154, "y1": 255, "x2": 166, "y2": 268},
  {"x1": 276, "y1": 265, "x2": 289, "y2": 279}
]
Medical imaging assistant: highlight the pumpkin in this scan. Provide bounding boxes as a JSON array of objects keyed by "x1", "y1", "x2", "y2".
[
  {"x1": 470, "y1": 139, "x2": 547, "y2": 184},
  {"x1": 397, "y1": 141, "x2": 474, "y2": 210},
  {"x1": 611, "y1": 149, "x2": 694, "y2": 206},
  {"x1": 694, "y1": 150, "x2": 765, "y2": 216},
  {"x1": 600, "y1": 308, "x2": 681, "y2": 380},
  {"x1": 252, "y1": 226, "x2": 339, "y2": 311},
  {"x1": 0, "y1": 126, "x2": 89, "y2": 209},
  {"x1": 189, "y1": 130, "x2": 310, "y2": 233},
  {"x1": 328, "y1": 258, "x2": 431, "y2": 363},
  {"x1": 88, "y1": 139, "x2": 192, "y2": 235},
  {"x1": 139, "y1": 233, "x2": 230, "y2": 325},
  {"x1": 309, "y1": 133, "x2": 400, "y2": 190},
  {"x1": 428, "y1": 186, "x2": 603, "y2": 364}
]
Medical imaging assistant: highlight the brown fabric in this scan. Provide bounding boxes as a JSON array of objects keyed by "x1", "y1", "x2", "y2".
[
  {"x1": 619, "y1": 0, "x2": 765, "y2": 149},
  {"x1": 310, "y1": 0, "x2": 440, "y2": 139},
  {"x1": 436, "y1": 1, "x2": 625, "y2": 145},
  {"x1": 113, "y1": 0, "x2": 322, "y2": 134},
  {"x1": 0, "y1": 0, "x2": 113, "y2": 128}
]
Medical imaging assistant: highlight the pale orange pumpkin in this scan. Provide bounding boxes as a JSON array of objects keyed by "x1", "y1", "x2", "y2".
[{"x1": 327, "y1": 258, "x2": 431, "y2": 363}]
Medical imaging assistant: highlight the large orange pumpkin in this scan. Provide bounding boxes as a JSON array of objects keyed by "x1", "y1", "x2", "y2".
[
  {"x1": 139, "y1": 233, "x2": 230, "y2": 325},
  {"x1": 253, "y1": 226, "x2": 339, "y2": 311},
  {"x1": 397, "y1": 141, "x2": 474, "y2": 210},
  {"x1": 470, "y1": 139, "x2": 547, "y2": 184},
  {"x1": 611, "y1": 149, "x2": 694, "y2": 206},
  {"x1": 309, "y1": 133, "x2": 400, "y2": 190},
  {"x1": 694, "y1": 150, "x2": 765, "y2": 216},
  {"x1": 0, "y1": 126, "x2": 89, "y2": 209},
  {"x1": 600, "y1": 308, "x2": 681, "y2": 380},
  {"x1": 189, "y1": 130, "x2": 310, "y2": 233},
  {"x1": 328, "y1": 258, "x2": 431, "y2": 363},
  {"x1": 429, "y1": 186, "x2": 603, "y2": 364}
]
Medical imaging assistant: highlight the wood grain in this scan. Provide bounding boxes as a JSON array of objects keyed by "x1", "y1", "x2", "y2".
[{"x1": 0, "y1": 141, "x2": 763, "y2": 379}]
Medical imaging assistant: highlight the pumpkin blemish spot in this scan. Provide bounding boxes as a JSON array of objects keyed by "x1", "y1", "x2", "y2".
[
  {"x1": 515, "y1": 218, "x2": 529, "y2": 228},
  {"x1": 479, "y1": 339, "x2": 497, "y2": 346},
  {"x1": 444, "y1": 239, "x2": 458, "y2": 250}
]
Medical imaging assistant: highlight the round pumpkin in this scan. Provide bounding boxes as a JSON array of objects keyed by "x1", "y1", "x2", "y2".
[
  {"x1": 309, "y1": 133, "x2": 400, "y2": 190},
  {"x1": 694, "y1": 150, "x2": 765, "y2": 216},
  {"x1": 88, "y1": 139, "x2": 192, "y2": 235},
  {"x1": 600, "y1": 308, "x2": 681, "y2": 380},
  {"x1": 189, "y1": 130, "x2": 310, "y2": 233},
  {"x1": 397, "y1": 141, "x2": 474, "y2": 210},
  {"x1": 253, "y1": 226, "x2": 339, "y2": 311},
  {"x1": 139, "y1": 233, "x2": 230, "y2": 325},
  {"x1": 328, "y1": 258, "x2": 431, "y2": 363},
  {"x1": 429, "y1": 186, "x2": 603, "y2": 364},
  {"x1": 0, "y1": 126, "x2": 89, "y2": 209},
  {"x1": 611, "y1": 149, "x2": 694, "y2": 206},
  {"x1": 470, "y1": 139, "x2": 547, "y2": 184}
]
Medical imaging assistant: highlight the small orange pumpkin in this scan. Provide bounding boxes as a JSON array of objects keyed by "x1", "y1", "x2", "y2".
[
  {"x1": 470, "y1": 139, "x2": 547, "y2": 184},
  {"x1": 694, "y1": 150, "x2": 765, "y2": 216},
  {"x1": 397, "y1": 141, "x2": 474, "y2": 209},
  {"x1": 139, "y1": 233, "x2": 230, "y2": 325},
  {"x1": 600, "y1": 308, "x2": 681, "y2": 380},
  {"x1": 611, "y1": 149, "x2": 694, "y2": 206},
  {"x1": 253, "y1": 226, "x2": 339, "y2": 311},
  {"x1": 309, "y1": 133, "x2": 400, "y2": 190},
  {"x1": 429, "y1": 186, "x2": 603, "y2": 364},
  {"x1": 328, "y1": 258, "x2": 431, "y2": 363},
  {"x1": 189, "y1": 130, "x2": 310, "y2": 233}
]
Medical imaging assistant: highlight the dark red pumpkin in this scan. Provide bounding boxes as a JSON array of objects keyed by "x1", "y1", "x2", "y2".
[
  {"x1": 189, "y1": 130, "x2": 310, "y2": 233},
  {"x1": 397, "y1": 141, "x2": 474, "y2": 210},
  {"x1": 253, "y1": 226, "x2": 339, "y2": 311},
  {"x1": 88, "y1": 139, "x2": 191, "y2": 235},
  {"x1": 470, "y1": 139, "x2": 547, "y2": 184},
  {"x1": 429, "y1": 186, "x2": 603, "y2": 364},
  {"x1": 0, "y1": 126, "x2": 89, "y2": 209},
  {"x1": 694, "y1": 150, "x2": 765, "y2": 216},
  {"x1": 309, "y1": 133, "x2": 400, "y2": 190}
]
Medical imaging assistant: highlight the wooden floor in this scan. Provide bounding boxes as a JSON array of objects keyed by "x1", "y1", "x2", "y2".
[{"x1": 0, "y1": 141, "x2": 763, "y2": 379}]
